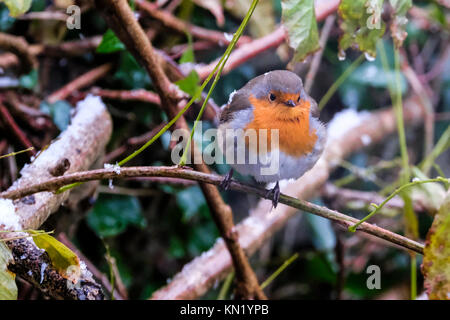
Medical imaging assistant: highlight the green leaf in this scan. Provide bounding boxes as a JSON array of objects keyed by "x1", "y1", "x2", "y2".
[
  {"x1": 422, "y1": 190, "x2": 450, "y2": 300},
  {"x1": 0, "y1": 4, "x2": 15, "y2": 31},
  {"x1": 0, "y1": 242, "x2": 17, "y2": 300},
  {"x1": 87, "y1": 194, "x2": 147, "y2": 238},
  {"x1": 2, "y1": 0, "x2": 31, "y2": 17},
  {"x1": 19, "y1": 69, "x2": 38, "y2": 90},
  {"x1": 114, "y1": 52, "x2": 151, "y2": 89},
  {"x1": 179, "y1": 33, "x2": 195, "y2": 64},
  {"x1": 40, "y1": 100, "x2": 72, "y2": 131},
  {"x1": 281, "y1": 0, "x2": 320, "y2": 62},
  {"x1": 96, "y1": 29, "x2": 125, "y2": 54},
  {"x1": 338, "y1": 0, "x2": 385, "y2": 59},
  {"x1": 389, "y1": 0, "x2": 412, "y2": 48},
  {"x1": 175, "y1": 70, "x2": 202, "y2": 99},
  {"x1": 176, "y1": 185, "x2": 206, "y2": 222},
  {"x1": 29, "y1": 232, "x2": 80, "y2": 283}
]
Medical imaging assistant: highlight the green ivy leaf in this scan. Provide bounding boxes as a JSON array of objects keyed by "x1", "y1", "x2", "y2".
[
  {"x1": 0, "y1": 242, "x2": 17, "y2": 300},
  {"x1": 281, "y1": 0, "x2": 320, "y2": 62},
  {"x1": 338, "y1": 0, "x2": 385, "y2": 59},
  {"x1": 87, "y1": 194, "x2": 147, "y2": 238},
  {"x1": 114, "y1": 52, "x2": 151, "y2": 89},
  {"x1": 96, "y1": 29, "x2": 125, "y2": 54},
  {"x1": 176, "y1": 185, "x2": 206, "y2": 222},
  {"x1": 422, "y1": 190, "x2": 450, "y2": 300},
  {"x1": 40, "y1": 100, "x2": 72, "y2": 131},
  {"x1": 175, "y1": 70, "x2": 202, "y2": 99},
  {"x1": 2, "y1": 0, "x2": 31, "y2": 17}
]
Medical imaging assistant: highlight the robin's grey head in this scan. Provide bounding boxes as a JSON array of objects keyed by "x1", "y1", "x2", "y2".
[{"x1": 244, "y1": 70, "x2": 307, "y2": 108}]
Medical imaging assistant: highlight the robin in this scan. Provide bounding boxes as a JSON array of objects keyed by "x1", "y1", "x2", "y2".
[{"x1": 217, "y1": 70, "x2": 326, "y2": 207}]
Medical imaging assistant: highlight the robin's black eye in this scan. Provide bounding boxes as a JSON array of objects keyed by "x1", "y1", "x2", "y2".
[{"x1": 269, "y1": 93, "x2": 276, "y2": 101}]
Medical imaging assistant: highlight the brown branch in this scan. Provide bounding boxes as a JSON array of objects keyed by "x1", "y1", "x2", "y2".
[
  {"x1": 0, "y1": 32, "x2": 37, "y2": 74},
  {"x1": 47, "y1": 63, "x2": 113, "y2": 104},
  {"x1": 93, "y1": 0, "x2": 265, "y2": 299},
  {"x1": 93, "y1": 0, "x2": 181, "y2": 114},
  {"x1": 304, "y1": 15, "x2": 335, "y2": 93},
  {"x1": 0, "y1": 165, "x2": 425, "y2": 255},
  {"x1": 90, "y1": 87, "x2": 162, "y2": 105},
  {"x1": 196, "y1": 0, "x2": 340, "y2": 80},
  {"x1": 0, "y1": 103, "x2": 36, "y2": 156},
  {"x1": 135, "y1": 0, "x2": 251, "y2": 46},
  {"x1": 1, "y1": 96, "x2": 112, "y2": 299},
  {"x1": 7, "y1": 238, "x2": 104, "y2": 300},
  {"x1": 196, "y1": 26, "x2": 286, "y2": 80},
  {"x1": 151, "y1": 95, "x2": 428, "y2": 299}
]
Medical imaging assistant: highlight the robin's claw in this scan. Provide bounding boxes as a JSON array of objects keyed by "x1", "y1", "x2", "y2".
[
  {"x1": 265, "y1": 181, "x2": 280, "y2": 208},
  {"x1": 220, "y1": 168, "x2": 234, "y2": 190}
]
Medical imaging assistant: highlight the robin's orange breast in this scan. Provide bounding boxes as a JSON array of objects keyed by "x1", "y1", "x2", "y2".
[{"x1": 245, "y1": 95, "x2": 318, "y2": 157}]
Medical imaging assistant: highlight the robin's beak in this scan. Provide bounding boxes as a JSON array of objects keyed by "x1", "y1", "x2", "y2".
[{"x1": 284, "y1": 100, "x2": 296, "y2": 107}]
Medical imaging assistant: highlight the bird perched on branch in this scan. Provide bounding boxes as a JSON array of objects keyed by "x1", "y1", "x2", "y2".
[{"x1": 218, "y1": 70, "x2": 326, "y2": 208}]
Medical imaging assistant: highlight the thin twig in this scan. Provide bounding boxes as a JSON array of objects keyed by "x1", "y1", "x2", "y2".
[
  {"x1": 0, "y1": 166, "x2": 425, "y2": 254},
  {"x1": 304, "y1": 15, "x2": 335, "y2": 94},
  {"x1": 0, "y1": 103, "x2": 36, "y2": 156},
  {"x1": 47, "y1": 63, "x2": 113, "y2": 104},
  {"x1": 135, "y1": 0, "x2": 251, "y2": 46},
  {"x1": 0, "y1": 32, "x2": 37, "y2": 74}
]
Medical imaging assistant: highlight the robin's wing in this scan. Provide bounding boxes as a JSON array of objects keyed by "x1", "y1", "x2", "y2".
[
  {"x1": 219, "y1": 89, "x2": 253, "y2": 124},
  {"x1": 309, "y1": 97, "x2": 320, "y2": 119}
]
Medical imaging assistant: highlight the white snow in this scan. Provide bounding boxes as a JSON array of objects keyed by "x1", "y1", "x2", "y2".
[
  {"x1": 327, "y1": 109, "x2": 370, "y2": 142},
  {"x1": 224, "y1": 33, "x2": 234, "y2": 42},
  {"x1": 8, "y1": 94, "x2": 107, "y2": 192},
  {"x1": 40, "y1": 262, "x2": 47, "y2": 284},
  {"x1": 104, "y1": 163, "x2": 121, "y2": 174},
  {"x1": 361, "y1": 134, "x2": 372, "y2": 146},
  {"x1": 0, "y1": 198, "x2": 21, "y2": 231}
]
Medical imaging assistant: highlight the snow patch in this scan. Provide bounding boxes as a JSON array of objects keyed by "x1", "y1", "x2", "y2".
[
  {"x1": 104, "y1": 163, "x2": 121, "y2": 174},
  {"x1": 0, "y1": 198, "x2": 21, "y2": 230},
  {"x1": 40, "y1": 262, "x2": 48, "y2": 284},
  {"x1": 327, "y1": 109, "x2": 370, "y2": 142},
  {"x1": 224, "y1": 33, "x2": 234, "y2": 42}
]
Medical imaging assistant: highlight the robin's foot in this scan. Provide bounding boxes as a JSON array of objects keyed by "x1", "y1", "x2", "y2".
[
  {"x1": 220, "y1": 168, "x2": 234, "y2": 190},
  {"x1": 265, "y1": 181, "x2": 280, "y2": 208}
]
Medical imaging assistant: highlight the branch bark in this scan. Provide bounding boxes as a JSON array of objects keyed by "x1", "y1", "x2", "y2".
[
  {"x1": 0, "y1": 32, "x2": 37, "y2": 74},
  {"x1": 1, "y1": 95, "x2": 112, "y2": 299},
  {"x1": 0, "y1": 160, "x2": 426, "y2": 256},
  {"x1": 47, "y1": 63, "x2": 113, "y2": 104}
]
